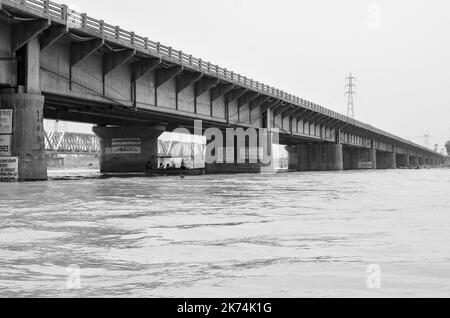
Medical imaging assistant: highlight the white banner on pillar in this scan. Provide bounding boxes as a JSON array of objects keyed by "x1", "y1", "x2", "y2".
[
  {"x1": 358, "y1": 161, "x2": 373, "y2": 169},
  {"x1": 0, "y1": 109, "x2": 13, "y2": 134},
  {"x1": 111, "y1": 138, "x2": 141, "y2": 154},
  {"x1": 0, "y1": 157, "x2": 18, "y2": 182},
  {"x1": 0, "y1": 135, "x2": 12, "y2": 156},
  {"x1": 239, "y1": 147, "x2": 261, "y2": 161},
  {"x1": 217, "y1": 147, "x2": 235, "y2": 163}
]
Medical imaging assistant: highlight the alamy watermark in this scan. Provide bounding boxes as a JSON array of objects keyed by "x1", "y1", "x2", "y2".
[
  {"x1": 366, "y1": 264, "x2": 381, "y2": 289},
  {"x1": 171, "y1": 120, "x2": 279, "y2": 165},
  {"x1": 66, "y1": 264, "x2": 81, "y2": 290},
  {"x1": 366, "y1": 4, "x2": 382, "y2": 30}
]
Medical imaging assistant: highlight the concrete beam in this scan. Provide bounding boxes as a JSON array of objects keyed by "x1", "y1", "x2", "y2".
[
  {"x1": 12, "y1": 19, "x2": 51, "y2": 52},
  {"x1": 249, "y1": 95, "x2": 270, "y2": 111},
  {"x1": 132, "y1": 58, "x2": 161, "y2": 82},
  {"x1": 315, "y1": 115, "x2": 333, "y2": 126},
  {"x1": 260, "y1": 100, "x2": 281, "y2": 114},
  {"x1": 282, "y1": 107, "x2": 300, "y2": 120},
  {"x1": 195, "y1": 77, "x2": 219, "y2": 98},
  {"x1": 290, "y1": 108, "x2": 309, "y2": 120},
  {"x1": 237, "y1": 91, "x2": 259, "y2": 108},
  {"x1": 273, "y1": 103, "x2": 289, "y2": 117},
  {"x1": 306, "y1": 112, "x2": 323, "y2": 125},
  {"x1": 225, "y1": 87, "x2": 247, "y2": 104},
  {"x1": 299, "y1": 110, "x2": 315, "y2": 123},
  {"x1": 70, "y1": 39, "x2": 104, "y2": 67},
  {"x1": 211, "y1": 83, "x2": 234, "y2": 102},
  {"x1": 176, "y1": 71, "x2": 203, "y2": 93},
  {"x1": 334, "y1": 121, "x2": 351, "y2": 131},
  {"x1": 103, "y1": 49, "x2": 135, "y2": 76},
  {"x1": 155, "y1": 65, "x2": 183, "y2": 88},
  {"x1": 40, "y1": 25, "x2": 68, "y2": 50}
]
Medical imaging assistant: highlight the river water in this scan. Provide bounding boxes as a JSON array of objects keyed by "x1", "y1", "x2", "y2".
[{"x1": 0, "y1": 168, "x2": 449, "y2": 298}]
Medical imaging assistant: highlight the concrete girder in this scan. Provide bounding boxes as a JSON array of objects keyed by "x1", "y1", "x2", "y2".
[
  {"x1": 290, "y1": 108, "x2": 309, "y2": 121},
  {"x1": 342, "y1": 125, "x2": 361, "y2": 134},
  {"x1": 273, "y1": 103, "x2": 290, "y2": 118},
  {"x1": 315, "y1": 115, "x2": 334, "y2": 126},
  {"x1": 297, "y1": 110, "x2": 314, "y2": 123},
  {"x1": 195, "y1": 77, "x2": 220, "y2": 98},
  {"x1": 103, "y1": 49, "x2": 136, "y2": 76},
  {"x1": 359, "y1": 129, "x2": 376, "y2": 140},
  {"x1": 281, "y1": 106, "x2": 300, "y2": 120},
  {"x1": 70, "y1": 39, "x2": 104, "y2": 67},
  {"x1": 225, "y1": 87, "x2": 247, "y2": 104},
  {"x1": 155, "y1": 65, "x2": 183, "y2": 88},
  {"x1": 320, "y1": 118, "x2": 338, "y2": 131},
  {"x1": 40, "y1": 25, "x2": 68, "y2": 51},
  {"x1": 211, "y1": 83, "x2": 234, "y2": 102},
  {"x1": 237, "y1": 91, "x2": 259, "y2": 108},
  {"x1": 309, "y1": 114, "x2": 327, "y2": 126},
  {"x1": 131, "y1": 58, "x2": 161, "y2": 82},
  {"x1": 260, "y1": 100, "x2": 281, "y2": 114},
  {"x1": 249, "y1": 95, "x2": 270, "y2": 112},
  {"x1": 301, "y1": 111, "x2": 321, "y2": 125},
  {"x1": 12, "y1": 19, "x2": 51, "y2": 52},
  {"x1": 334, "y1": 121, "x2": 351, "y2": 131},
  {"x1": 176, "y1": 71, "x2": 203, "y2": 93}
]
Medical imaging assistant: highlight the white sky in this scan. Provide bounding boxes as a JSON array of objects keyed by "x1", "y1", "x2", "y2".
[{"x1": 57, "y1": 0, "x2": 450, "y2": 151}]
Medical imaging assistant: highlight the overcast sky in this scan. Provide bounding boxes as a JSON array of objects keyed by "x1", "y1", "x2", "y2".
[{"x1": 58, "y1": 0, "x2": 450, "y2": 150}]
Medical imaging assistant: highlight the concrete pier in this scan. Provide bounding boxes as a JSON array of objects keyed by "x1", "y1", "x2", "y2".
[
  {"x1": 343, "y1": 148, "x2": 377, "y2": 170},
  {"x1": 93, "y1": 126, "x2": 165, "y2": 173},
  {"x1": 285, "y1": 146, "x2": 299, "y2": 171},
  {"x1": 396, "y1": 153, "x2": 410, "y2": 167},
  {"x1": 287, "y1": 143, "x2": 343, "y2": 171},
  {"x1": 0, "y1": 93, "x2": 47, "y2": 181},
  {"x1": 377, "y1": 151, "x2": 397, "y2": 169}
]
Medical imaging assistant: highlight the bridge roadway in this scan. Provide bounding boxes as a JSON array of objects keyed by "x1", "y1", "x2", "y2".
[{"x1": 0, "y1": 0, "x2": 444, "y2": 181}]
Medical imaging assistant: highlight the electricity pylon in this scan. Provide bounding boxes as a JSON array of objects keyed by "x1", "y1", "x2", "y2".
[{"x1": 345, "y1": 73, "x2": 356, "y2": 119}]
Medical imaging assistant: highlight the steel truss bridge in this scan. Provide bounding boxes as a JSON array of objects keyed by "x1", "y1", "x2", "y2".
[
  {"x1": 45, "y1": 131, "x2": 205, "y2": 159},
  {"x1": 45, "y1": 131, "x2": 100, "y2": 155}
]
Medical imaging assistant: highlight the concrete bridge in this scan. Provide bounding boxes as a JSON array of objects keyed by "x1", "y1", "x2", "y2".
[{"x1": 0, "y1": 0, "x2": 444, "y2": 181}]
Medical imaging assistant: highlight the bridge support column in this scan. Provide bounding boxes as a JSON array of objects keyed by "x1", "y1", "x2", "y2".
[
  {"x1": 343, "y1": 148, "x2": 377, "y2": 170},
  {"x1": 0, "y1": 93, "x2": 47, "y2": 181},
  {"x1": 405, "y1": 153, "x2": 410, "y2": 167},
  {"x1": 93, "y1": 126, "x2": 165, "y2": 173},
  {"x1": 297, "y1": 144, "x2": 310, "y2": 171},
  {"x1": 205, "y1": 129, "x2": 274, "y2": 174},
  {"x1": 418, "y1": 156, "x2": 424, "y2": 166},
  {"x1": 410, "y1": 155, "x2": 418, "y2": 167},
  {"x1": 377, "y1": 151, "x2": 396, "y2": 169},
  {"x1": 396, "y1": 153, "x2": 409, "y2": 168},
  {"x1": 285, "y1": 145, "x2": 299, "y2": 170},
  {"x1": 296, "y1": 143, "x2": 343, "y2": 171}
]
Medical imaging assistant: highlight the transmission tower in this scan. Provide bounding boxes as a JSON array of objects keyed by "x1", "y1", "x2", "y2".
[
  {"x1": 345, "y1": 73, "x2": 356, "y2": 119},
  {"x1": 422, "y1": 131, "x2": 431, "y2": 149}
]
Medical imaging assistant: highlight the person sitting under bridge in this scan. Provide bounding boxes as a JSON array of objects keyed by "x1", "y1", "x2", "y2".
[{"x1": 145, "y1": 161, "x2": 152, "y2": 173}]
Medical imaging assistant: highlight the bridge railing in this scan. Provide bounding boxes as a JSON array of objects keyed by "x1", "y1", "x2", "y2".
[{"x1": 1, "y1": 0, "x2": 441, "y2": 155}]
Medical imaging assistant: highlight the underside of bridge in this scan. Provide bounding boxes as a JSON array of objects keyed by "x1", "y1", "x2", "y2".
[{"x1": 0, "y1": 0, "x2": 444, "y2": 181}]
